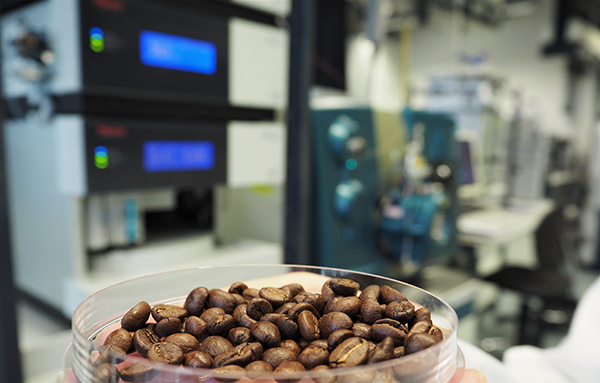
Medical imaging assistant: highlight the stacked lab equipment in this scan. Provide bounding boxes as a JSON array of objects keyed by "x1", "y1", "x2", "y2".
[{"x1": 1, "y1": 0, "x2": 290, "y2": 317}]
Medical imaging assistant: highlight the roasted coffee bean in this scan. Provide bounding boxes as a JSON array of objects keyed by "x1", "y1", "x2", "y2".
[
  {"x1": 156, "y1": 317, "x2": 182, "y2": 338},
  {"x1": 261, "y1": 347, "x2": 298, "y2": 368},
  {"x1": 228, "y1": 282, "x2": 249, "y2": 295},
  {"x1": 104, "y1": 328, "x2": 132, "y2": 353},
  {"x1": 165, "y1": 333, "x2": 200, "y2": 353},
  {"x1": 352, "y1": 323, "x2": 372, "y2": 340},
  {"x1": 288, "y1": 302, "x2": 320, "y2": 321},
  {"x1": 380, "y1": 304, "x2": 387, "y2": 316},
  {"x1": 311, "y1": 365, "x2": 336, "y2": 383},
  {"x1": 245, "y1": 360, "x2": 274, "y2": 378},
  {"x1": 232, "y1": 304, "x2": 256, "y2": 328},
  {"x1": 184, "y1": 287, "x2": 209, "y2": 317},
  {"x1": 201, "y1": 307, "x2": 226, "y2": 323},
  {"x1": 374, "y1": 318, "x2": 403, "y2": 328},
  {"x1": 327, "y1": 329, "x2": 354, "y2": 351},
  {"x1": 275, "y1": 302, "x2": 297, "y2": 315},
  {"x1": 261, "y1": 313, "x2": 286, "y2": 323},
  {"x1": 367, "y1": 341, "x2": 377, "y2": 354},
  {"x1": 429, "y1": 326, "x2": 444, "y2": 342},
  {"x1": 282, "y1": 283, "x2": 305, "y2": 297},
  {"x1": 413, "y1": 307, "x2": 432, "y2": 324},
  {"x1": 95, "y1": 345, "x2": 127, "y2": 366},
  {"x1": 323, "y1": 296, "x2": 342, "y2": 313},
  {"x1": 199, "y1": 336, "x2": 233, "y2": 358},
  {"x1": 259, "y1": 286, "x2": 292, "y2": 308},
  {"x1": 408, "y1": 320, "x2": 431, "y2": 336},
  {"x1": 319, "y1": 312, "x2": 353, "y2": 339},
  {"x1": 184, "y1": 316, "x2": 210, "y2": 340},
  {"x1": 367, "y1": 337, "x2": 394, "y2": 363},
  {"x1": 208, "y1": 289, "x2": 237, "y2": 314},
  {"x1": 213, "y1": 365, "x2": 245, "y2": 383},
  {"x1": 329, "y1": 337, "x2": 369, "y2": 368},
  {"x1": 293, "y1": 292, "x2": 325, "y2": 314},
  {"x1": 242, "y1": 288, "x2": 260, "y2": 301},
  {"x1": 385, "y1": 301, "x2": 415, "y2": 324},
  {"x1": 379, "y1": 285, "x2": 407, "y2": 304},
  {"x1": 232, "y1": 293, "x2": 246, "y2": 307},
  {"x1": 324, "y1": 296, "x2": 361, "y2": 317},
  {"x1": 133, "y1": 328, "x2": 160, "y2": 358},
  {"x1": 274, "y1": 315, "x2": 299, "y2": 339},
  {"x1": 228, "y1": 327, "x2": 254, "y2": 345},
  {"x1": 280, "y1": 339, "x2": 301, "y2": 356},
  {"x1": 297, "y1": 310, "x2": 321, "y2": 341},
  {"x1": 326, "y1": 278, "x2": 360, "y2": 297},
  {"x1": 121, "y1": 301, "x2": 151, "y2": 331},
  {"x1": 207, "y1": 313, "x2": 236, "y2": 336},
  {"x1": 213, "y1": 342, "x2": 263, "y2": 367},
  {"x1": 360, "y1": 299, "x2": 382, "y2": 324},
  {"x1": 404, "y1": 333, "x2": 439, "y2": 355},
  {"x1": 297, "y1": 344, "x2": 329, "y2": 370},
  {"x1": 359, "y1": 285, "x2": 380, "y2": 301},
  {"x1": 119, "y1": 362, "x2": 159, "y2": 382},
  {"x1": 151, "y1": 304, "x2": 188, "y2": 322},
  {"x1": 371, "y1": 323, "x2": 407, "y2": 346},
  {"x1": 393, "y1": 346, "x2": 404, "y2": 358},
  {"x1": 274, "y1": 360, "x2": 306, "y2": 383},
  {"x1": 247, "y1": 298, "x2": 274, "y2": 320},
  {"x1": 308, "y1": 339, "x2": 329, "y2": 350},
  {"x1": 148, "y1": 342, "x2": 184, "y2": 365},
  {"x1": 184, "y1": 351, "x2": 213, "y2": 369},
  {"x1": 250, "y1": 321, "x2": 281, "y2": 348},
  {"x1": 93, "y1": 363, "x2": 119, "y2": 383}
]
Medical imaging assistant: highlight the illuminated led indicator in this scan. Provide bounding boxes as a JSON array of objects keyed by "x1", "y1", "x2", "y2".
[
  {"x1": 345, "y1": 158, "x2": 358, "y2": 171},
  {"x1": 89, "y1": 27, "x2": 105, "y2": 52},
  {"x1": 94, "y1": 146, "x2": 108, "y2": 169}
]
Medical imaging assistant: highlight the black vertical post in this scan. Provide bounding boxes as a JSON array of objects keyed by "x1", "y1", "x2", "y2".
[
  {"x1": 0, "y1": 14, "x2": 25, "y2": 383},
  {"x1": 284, "y1": 0, "x2": 315, "y2": 265}
]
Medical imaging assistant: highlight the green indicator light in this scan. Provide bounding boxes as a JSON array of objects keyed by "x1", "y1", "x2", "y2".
[
  {"x1": 345, "y1": 158, "x2": 358, "y2": 171},
  {"x1": 89, "y1": 36, "x2": 104, "y2": 52},
  {"x1": 94, "y1": 146, "x2": 108, "y2": 169}
]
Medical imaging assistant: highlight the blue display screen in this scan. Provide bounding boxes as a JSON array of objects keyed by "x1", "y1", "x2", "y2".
[
  {"x1": 139, "y1": 30, "x2": 216, "y2": 75},
  {"x1": 143, "y1": 141, "x2": 215, "y2": 172}
]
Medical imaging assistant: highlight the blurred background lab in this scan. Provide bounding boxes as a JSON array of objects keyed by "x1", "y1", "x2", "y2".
[{"x1": 1, "y1": 0, "x2": 599, "y2": 381}]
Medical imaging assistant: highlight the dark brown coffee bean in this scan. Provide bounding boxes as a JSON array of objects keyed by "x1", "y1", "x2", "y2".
[
  {"x1": 324, "y1": 296, "x2": 361, "y2": 317},
  {"x1": 360, "y1": 299, "x2": 382, "y2": 324},
  {"x1": 103, "y1": 328, "x2": 132, "y2": 353},
  {"x1": 352, "y1": 323, "x2": 372, "y2": 340},
  {"x1": 232, "y1": 304, "x2": 256, "y2": 328},
  {"x1": 429, "y1": 326, "x2": 444, "y2": 342},
  {"x1": 213, "y1": 341, "x2": 263, "y2": 367},
  {"x1": 322, "y1": 296, "x2": 342, "y2": 312},
  {"x1": 208, "y1": 289, "x2": 237, "y2": 314},
  {"x1": 213, "y1": 365, "x2": 245, "y2": 383},
  {"x1": 93, "y1": 363, "x2": 119, "y2": 383},
  {"x1": 359, "y1": 285, "x2": 380, "y2": 301},
  {"x1": 367, "y1": 337, "x2": 394, "y2": 363},
  {"x1": 121, "y1": 301, "x2": 151, "y2": 331},
  {"x1": 232, "y1": 293, "x2": 246, "y2": 307},
  {"x1": 147, "y1": 342, "x2": 184, "y2": 365},
  {"x1": 297, "y1": 344, "x2": 330, "y2": 369},
  {"x1": 261, "y1": 347, "x2": 298, "y2": 368},
  {"x1": 274, "y1": 302, "x2": 296, "y2": 315},
  {"x1": 287, "y1": 302, "x2": 320, "y2": 321},
  {"x1": 379, "y1": 285, "x2": 407, "y2": 304},
  {"x1": 201, "y1": 307, "x2": 226, "y2": 323},
  {"x1": 311, "y1": 365, "x2": 336, "y2": 383},
  {"x1": 165, "y1": 333, "x2": 200, "y2": 353},
  {"x1": 250, "y1": 321, "x2": 281, "y2": 348},
  {"x1": 245, "y1": 360, "x2": 274, "y2": 378},
  {"x1": 259, "y1": 286, "x2": 292, "y2": 308},
  {"x1": 293, "y1": 292, "x2": 325, "y2": 314},
  {"x1": 247, "y1": 298, "x2": 274, "y2": 320},
  {"x1": 280, "y1": 339, "x2": 301, "y2": 356},
  {"x1": 282, "y1": 283, "x2": 305, "y2": 297},
  {"x1": 133, "y1": 328, "x2": 160, "y2": 358},
  {"x1": 184, "y1": 287, "x2": 209, "y2": 317},
  {"x1": 207, "y1": 313, "x2": 236, "y2": 337},
  {"x1": 119, "y1": 362, "x2": 159, "y2": 382},
  {"x1": 374, "y1": 318, "x2": 403, "y2": 328},
  {"x1": 155, "y1": 317, "x2": 182, "y2": 338},
  {"x1": 242, "y1": 288, "x2": 260, "y2": 301},
  {"x1": 380, "y1": 304, "x2": 387, "y2": 316},
  {"x1": 413, "y1": 307, "x2": 432, "y2": 324},
  {"x1": 297, "y1": 310, "x2": 320, "y2": 342},
  {"x1": 393, "y1": 346, "x2": 404, "y2": 358},
  {"x1": 327, "y1": 329, "x2": 354, "y2": 352},
  {"x1": 308, "y1": 339, "x2": 329, "y2": 350},
  {"x1": 319, "y1": 312, "x2": 353, "y2": 339},
  {"x1": 151, "y1": 304, "x2": 188, "y2": 322},
  {"x1": 228, "y1": 327, "x2": 254, "y2": 345},
  {"x1": 327, "y1": 278, "x2": 360, "y2": 297},
  {"x1": 329, "y1": 337, "x2": 369, "y2": 368},
  {"x1": 184, "y1": 350, "x2": 213, "y2": 368},
  {"x1": 199, "y1": 336, "x2": 233, "y2": 358},
  {"x1": 274, "y1": 315, "x2": 299, "y2": 339},
  {"x1": 371, "y1": 323, "x2": 407, "y2": 346},
  {"x1": 228, "y1": 282, "x2": 249, "y2": 295},
  {"x1": 404, "y1": 332, "x2": 439, "y2": 355},
  {"x1": 385, "y1": 301, "x2": 415, "y2": 324},
  {"x1": 94, "y1": 345, "x2": 127, "y2": 366},
  {"x1": 274, "y1": 360, "x2": 306, "y2": 383},
  {"x1": 184, "y1": 316, "x2": 209, "y2": 340},
  {"x1": 408, "y1": 320, "x2": 431, "y2": 336},
  {"x1": 261, "y1": 313, "x2": 286, "y2": 323}
]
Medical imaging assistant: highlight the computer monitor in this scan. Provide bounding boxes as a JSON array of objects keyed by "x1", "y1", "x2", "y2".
[{"x1": 456, "y1": 135, "x2": 485, "y2": 201}]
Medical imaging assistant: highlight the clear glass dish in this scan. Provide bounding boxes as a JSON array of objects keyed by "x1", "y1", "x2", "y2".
[{"x1": 64, "y1": 264, "x2": 464, "y2": 383}]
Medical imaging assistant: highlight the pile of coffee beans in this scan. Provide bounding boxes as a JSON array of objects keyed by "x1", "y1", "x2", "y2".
[{"x1": 95, "y1": 278, "x2": 444, "y2": 382}]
